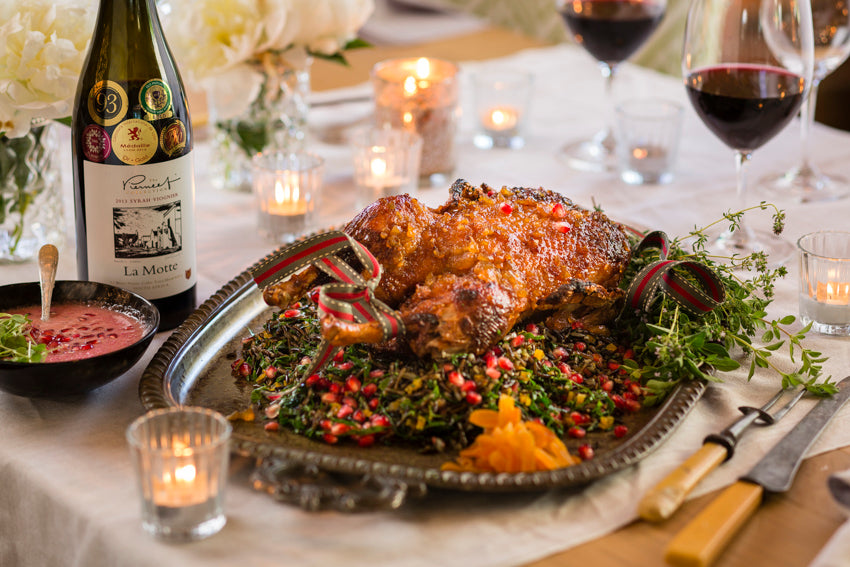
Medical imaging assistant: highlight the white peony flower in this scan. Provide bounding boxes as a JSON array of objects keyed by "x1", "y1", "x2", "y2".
[
  {"x1": 0, "y1": 0, "x2": 97, "y2": 138},
  {"x1": 162, "y1": 0, "x2": 374, "y2": 81}
]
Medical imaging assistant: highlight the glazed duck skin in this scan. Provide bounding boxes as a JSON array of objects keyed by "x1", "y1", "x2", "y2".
[{"x1": 263, "y1": 179, "x2": 632, "y2": 357}]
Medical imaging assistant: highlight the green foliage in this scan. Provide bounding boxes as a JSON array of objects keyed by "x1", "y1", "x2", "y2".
[
  {"x1": 0, "y1": 313, "x2": 46, "y2": 363},
  {"x1": 619, "y1": 205, "x2": 836, "y2": 401}
]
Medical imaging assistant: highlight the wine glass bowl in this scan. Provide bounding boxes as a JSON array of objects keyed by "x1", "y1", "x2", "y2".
[
  {"x1": 556, "y1": 0, "x2": 667, "y2": 171},
  {"x1": 682, "y1": 0, "x2": 814, "y2": 263},
  {"x1": 759, "y1": 0, "x2": 850, "y2": 202}
]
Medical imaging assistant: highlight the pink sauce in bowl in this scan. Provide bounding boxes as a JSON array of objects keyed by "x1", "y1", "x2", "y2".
[{"x1": 8, "y1": 303, "x2": 146, "y2": 363}]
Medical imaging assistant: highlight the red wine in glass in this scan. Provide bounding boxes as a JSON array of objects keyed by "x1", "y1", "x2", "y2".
[
  {"x1": 686, "y1": 65, "x2": 805, "y2": 151},
  {"x1": 557, "y1": 0, "x2": 666, "y2": 171}
]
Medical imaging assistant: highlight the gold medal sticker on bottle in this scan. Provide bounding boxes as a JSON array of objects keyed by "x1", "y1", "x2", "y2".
[
  {"x1": 160, "y1": 120, "x2": 187, "y2": 156},
  {"x1": 88, "y1": 80, "x2": 128, "y2": 127},
  {"x1": 140, "y1": 79, "x2": 172, "y2": 116},
  {"x1": 111, "y1": 119, "x2": 158, "y2": 165}
]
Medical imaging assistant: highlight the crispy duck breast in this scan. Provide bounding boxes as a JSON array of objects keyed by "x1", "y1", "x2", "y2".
[{"x1": 263, "y1": 179, "x2": 632, "y2": 358}]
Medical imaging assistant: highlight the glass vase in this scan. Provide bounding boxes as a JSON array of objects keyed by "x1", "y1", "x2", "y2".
[
  {"x1": 208, "y1": 51, "x2": 312, "y2": 193},
  {"x1": 0, "y1": 121, "x2": 65, "y2": 263}
]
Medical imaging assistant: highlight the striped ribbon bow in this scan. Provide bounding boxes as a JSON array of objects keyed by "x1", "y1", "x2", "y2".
[
  {"x1": 252, "y1": 231, "x2": 405, "y2": 379},
  {"x1": 620, "y1": 230, "x2": 725, "y2": 318}
]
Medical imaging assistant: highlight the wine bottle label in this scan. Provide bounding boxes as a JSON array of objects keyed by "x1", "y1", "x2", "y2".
[
  {"x1": 81, "y1": 124, "x2": 112, "y2": 162},
  {"x1": 160, "y1": 120, "x2": 187, "y2": 156},
  {"x1": 111, "y1": 119, "x2": 158, "y2": 165},
  {"x1": 82, "y1": 153, "x2": 197, "y2": 300},
  {"x1": 140, "y1": 79, "x2": 172, "y2": 116},
  {"x1": 88, "y1": 80, "x2": 128, "y2": 127}
]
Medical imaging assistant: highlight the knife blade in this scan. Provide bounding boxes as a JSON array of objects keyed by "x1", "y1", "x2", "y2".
[
  {"x1": 638, "y1": 387, "x2": 805, "y2": 522},
  {"x1": 665, "y1": 375, "x2": 850, "y2": 567}
]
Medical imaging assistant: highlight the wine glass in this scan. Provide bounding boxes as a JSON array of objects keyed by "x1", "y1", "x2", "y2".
[
  {"x1": 759, "y1": 0, "x2": 850, "y2": 202},
  {"x1": 556, "y1": 0, "x2": 667, "y2": 171},
  {"x1": 682, "y1": 0, "x2": 814, "y2": 263}
]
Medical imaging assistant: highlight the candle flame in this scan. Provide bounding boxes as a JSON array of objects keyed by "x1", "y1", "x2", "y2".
[
  {"x1": 275, "y1": 177, "x2": 299, "y2": 204},
  {"x1": 632, "y1": 147, "x2": 649, "y2": 160},
  {"x1": 415, "y1": 57, "x2": 430, "y2": 78},
  {"x1": 491, "y1": 109, "x2": 507, "y2": 126},
  {"x1": 403, "y1": 111, "x2": 413, "y2": 126},
  {"x1": 815, "y1": 280, "x2": 850, "y2": 304},
  {"x1": 371, "y1": 156, "x2": 388, "y2": 177},
  {"x1": 175, "y1": 464, "x2": 197, "y2": 483},
  {"x1": 403, "y1": 76, "x2": 417, "y2": 95}
]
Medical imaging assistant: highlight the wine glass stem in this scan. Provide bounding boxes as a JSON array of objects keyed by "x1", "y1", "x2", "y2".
[
  {"x1": 732, "y1": 150, "x2": 756, "y2": 246},
  {"x1": 598, "y1": 62, "x2": 617, "y2": 152},
  {"x1": 797, "y1": 79, "x2": 821, "y2": 175}
]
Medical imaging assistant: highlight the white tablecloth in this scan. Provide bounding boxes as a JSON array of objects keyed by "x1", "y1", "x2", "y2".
[{"x1": 3, "y1": 44, "x2": 850, "y2": 567}]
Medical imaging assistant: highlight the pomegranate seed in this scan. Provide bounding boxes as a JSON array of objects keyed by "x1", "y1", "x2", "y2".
[
  {"x1": 329, "y1": 383, "x2": 342, "y2": 394},
  {"x1": 510, "y1": 335, "x2": 525, "y2": 347},
  {"x1": 574, "y1": 341, "x2": 586, "y2": 352},
  {"x1": 345, "y1": 376, "x2": 361, "y2": 393},
  {"x1": 465, "y1": 391, "x2": 483, "y2": 405},
  {"x1": 309, "y1": 287, "x2": 321, "y2": 303},
  {"x1": 497, "y1": 356, "x2": 514, "y2": 370},
  {"x1": 357, "y1": 434, "x2": 376, "y2": 448},
  {"x1": 557, "y1": 362, "x2": 571, "y2": 375},
  {"x1": 342, "y1": 396, "x2": 358, "y2": 408},
  {"x1": 230, "y1": 358, "x2": 244, "y2": 371},
  {"x1": 371, "y1": 415, "x2": 390, "y2": 428},
  {"x1": 608, "y1": 361, "x2": 620, "y2": 371},
  {"x1": 369, "y1": 369, "x2": 385, "y2": 379},
  {"x1": 282, "y1": 309, "x2": 301, "y2": 318},
  {"x1": 448, "y1": 371, "x2": 465, "y2": 387},
  {"x1": 322, "y1": 433, "x2": 338, "y2": 444},
  {"x1": 623, "y1": 349, "x2": 634, "y2": 360},
  {"x1": 330, "y1": 423, "x2": 350, "y2": 436},
  {"x1": 567, "y1": 427, "x2": 586, "y2": 439},
  {"x1": 553, "y1": 347, "x2": 568, "y2": 360},
  {"x1": 614, "y1": 425, "x2": 629, "y2": 438},
  {"x1": 569, "y1": 411, "x2": 588, "y2": 425},
  {"x1": 629, "y1": 382, "x2": 643, "y2": 397},
  {"x1": 263, "y1": 422, "x2": 280, "y2": 432},
  {"x1": 460, "y1": 380, "x2": 477, "y2": 393},
  {"x1": 238, "y1": 363, "x2": 251, "y2": 377},
  {"x1": 337, "y1": 405, "x2": 353, "y2": 419},
  {"x1": 362, "y1": 383, "x2": 378, "y2": 398},
  {"x1": 485, "y1": 353, "x2": 498, "y2": 368},
  {"x1": 352, "y1": 410, "x2": 366, "y2": 423},
  {"x1": 264, "y1": 366, "x2": 277, "y2": 379},
  {"x1": 500, "y1": 202, "x2": 513, "y2": 215},
  {"x1": 321, "y1": 392, "x2": 339, "y2": 404},
  {"x1": 525, "y1": 323, "x2": 539, "y2": 334},
  {"x1": 305, "y1": 374, "x2": 322, "y2": 387},
  {"x1": 551, "y1": 203, "x2": 567, "y2": 218},
  {"x1": 485, "y1": 367, "x2": 501, "y2": 380},
  {"x1": 569, "y1": 373, "x2": 584, "y2": 385},
  {"x1": 368, "y1": 398, "x2": 380, "y2": 410},
  {"x1": 333, "y1": 350, "x2": 345, "y2": 363},
  {"x1": 578, "y1": 444, "x2": 595, "y2": 460},
  {"x1": 336, "y1": 361, "x2": 354, "y2": 372},
  {"x1": 602, "y1": 379, "x2": 614, "y2": 392},
  {"x1": 266, "y1": 393, "x2": 282, "y2": 401},
  {"x1": 554, "y1": 222, "x2": 571, "y2": 233},
  {"x1": 320, "y1": 419, "x2": 332, "y2": 430}
]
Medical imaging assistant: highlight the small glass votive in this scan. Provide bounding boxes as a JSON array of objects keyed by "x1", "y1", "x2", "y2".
[
  {"x1": 252, "y1": 151, "x2": 324, "y2": 244},
  {"x1": 372, "y1": 57, "x2": 459, "y2": 186},
  {"x1": 798, "y1": 231, "x2": 850, "y2": 335},
  {"x1": 614, "y1": 99, "x2": 683, "y2": 185},
  {"x1": 472, "y1": 70, "x2": 533, "y2": 150},
  {"x1": 126, "y1": 407, "x2": 232, "y2": 542},
  {"x1": 351, "y1": 126, "x2": 422, "y2": 210}
]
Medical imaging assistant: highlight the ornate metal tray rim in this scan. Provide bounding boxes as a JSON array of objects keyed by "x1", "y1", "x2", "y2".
[{"x1": 139, "y1": 241, "x2": 705, "y2": 493}]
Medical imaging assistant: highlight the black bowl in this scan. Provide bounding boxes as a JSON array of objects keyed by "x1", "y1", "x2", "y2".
[{"x1": 0, "y1": 281, "x2": 160, "y2": 397}]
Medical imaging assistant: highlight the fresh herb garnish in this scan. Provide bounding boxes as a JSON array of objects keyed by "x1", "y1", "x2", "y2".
[
  {"x1": 0, "y1": 313, "x2": 46, "y2": 363},
  {"x1": 620, "y1": 204, "x2": 835, "y2": 399}
]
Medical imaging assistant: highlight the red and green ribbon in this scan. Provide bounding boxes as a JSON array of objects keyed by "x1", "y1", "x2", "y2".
[
  {"x1": 621, "y1": 230, "x2": 725, "y2": 318},
  {"x1": 252, "y1": 231, "x2": 405, "y2": 379}
]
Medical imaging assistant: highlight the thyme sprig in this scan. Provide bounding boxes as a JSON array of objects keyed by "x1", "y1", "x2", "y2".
[{"x1": 620, "y1": 206, "x2": 835, "y2": 400}]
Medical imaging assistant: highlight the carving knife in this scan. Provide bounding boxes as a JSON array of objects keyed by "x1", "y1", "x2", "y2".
[
  {"x1": 638, "y1": 386, "x2": 806, "y2": 522},
  {"x1": 665, "y1": 375, "x2": 850, "y2": 567}
]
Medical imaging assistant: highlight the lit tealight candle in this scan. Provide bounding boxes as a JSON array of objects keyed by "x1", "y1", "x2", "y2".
[
  {"x1": 482, "y1": 106, "x2": 519, "y2": 132},
  {"x1": 267, "y1": 175, "x2": 307, "y2": 216},
  {"x1": 152, "y1": 442, "x2": 207, "y2": 508},
  {"x1": 816, "y1": 280, "x2": 850, "y2": 304}
]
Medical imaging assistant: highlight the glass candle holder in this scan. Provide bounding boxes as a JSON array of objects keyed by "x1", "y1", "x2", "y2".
[
  {"x1": 351, "y1": 126, "x2": 422, "y2": 210},
  {"x1": 126, "y1": 407, "x2": 232, "y2": 542},
  {"x1": 371, "y1": 57, "x2": 459, "y2": 186},
  {"x1": 798, "y1": 231, "x2": 850, "y2": 335},
  {"x1": 472, "y1": 70, "x2": 533, "y2": 150},
  {"x1": 252, "y1": 151, "x2": 324, "y2": 244},
  {"x1": 614, "y1": 99, "x2": 684, "y2": 185}
]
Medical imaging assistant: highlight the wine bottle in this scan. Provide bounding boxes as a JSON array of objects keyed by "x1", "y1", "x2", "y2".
[{"x1": 71, "y1": 0, "x2": 197, "y2": 331}]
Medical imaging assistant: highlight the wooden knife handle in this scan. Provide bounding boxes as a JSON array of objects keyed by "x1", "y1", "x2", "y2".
[
  {"x1": 638, "y1": 442, "x2": 728, "y2": 522},
  {"x1": 664, "y1": 481, "x2": 764, "y2": 567}
]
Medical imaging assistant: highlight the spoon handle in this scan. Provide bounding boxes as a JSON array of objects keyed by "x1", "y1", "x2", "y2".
[{"x1": 39, "y1": 244, "x2": 59, "y2": 321}]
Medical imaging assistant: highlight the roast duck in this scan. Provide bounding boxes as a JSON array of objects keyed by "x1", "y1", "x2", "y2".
[{"x1": 263, "y1": 179, "x2": 632, "y2": 358}]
